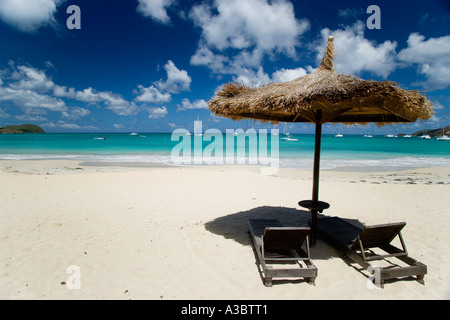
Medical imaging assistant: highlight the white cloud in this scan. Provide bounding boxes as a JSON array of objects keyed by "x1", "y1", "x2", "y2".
[
  {"x1": 177, "y1": 98, "x2": 208, "y2": 111},
  {"x1": 55, "y1": 86, "x2": 140, "y2": 116},
  {"x1": 189, "y1": 0, "x2": 309, "y2": 75},
  {"x1": 135, "y1": 60, "x2": 191, "y2": 103},
  {"x1": 0, "y1": 86, "x2": 67, "y2": 112},
  {"x1": 147, "y1": 106, "x2": 168, "y2": 119},
  {"x1": 271, "y1": 67, "x2": 309, "y2": 83},
  {"x1": 155, "y1": 60, "x2": 191, "y2": 93},
  {"x1": 190, "y1": 45, "x2": 228, "y2": 73},
  {"x1": 1, "y1": 63, "x2": 140, "y2": 117},
  {"x1": 233, "y1": 66, "x2": 270, "y2": 87},
  {"x1": 190, "y1": 0, "x2": 308, "y2": 55},
  {"x1": 0, "y1": 0, "x2": 64, "y2": 32},
  {"x1": 398, "y1": 33, "x2": 450, "y2": 90},
  {"x1": 9, "y1": 65, "x2": 55, "y2": 92},
  {"x1": 134, "y1": 85, "x2": 171, "y2": 103},
  {"x1": 62, "y1": 107, "x2": 90, "y2": 120},
  {"x1": 97, "y1": 92, "x2": 140, "y2": 116},
  {"x1": 136, "y1": 0, "x2": 175, "y2": 24},
  {"x1": 318, "y1": 22, "x2": 397, "y2": 78}
]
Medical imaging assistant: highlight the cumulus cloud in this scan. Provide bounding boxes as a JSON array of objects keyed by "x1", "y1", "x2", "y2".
[
  {"x1": 155, "y1": 60, "x2": 191, "y2": 93},
  {"x1": 0, "y1": 0, "x2": 64, "y2": 32},
  {"x1": 177, "y1": 98, "x2": 208, "y2": 111},
  {"x1": 189, "y1": 0, "x2": 309, "y2": 77},
  {"x1": 136, "y1": 0, "x2": 175, "y2": 24},
  {"x1": 9, "y1": 65, "x2": 55, "y2": 91},
  {"x1": 134, "y1": 85, "x2": 171, "y2": 103},
  {"x1": 135, "y1": 60, "x2": 191, "y2": 104},
  {"x1": 271, "y1": 66, "x2": 310, "y2": 83},
  {"x1": 398, "y1": 33, "x2": 450, "y2": 90},
  {"x1": 233, "y1": 67, "x2": 270, "y2": 87},
  {"x1": 0, "y1": 86, "x2": 67, "y2": 112},
  {"x1": 190, "y1": 0, "x2": 308, "y2": 55},
  {"x1": 318, "y1": 22, "x2": 397, "y2": 78},
  {"x1": 147, "y1": 106, "x2": 168, "y2": 119},
  {"x1": 1, "y1": 62, "x2": 139, "y2": 117},
  {"x1": 62, "y1": 107, "x2": 90, "y2": 120}
]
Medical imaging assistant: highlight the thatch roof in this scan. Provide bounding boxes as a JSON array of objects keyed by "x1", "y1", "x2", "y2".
[{"x1": 208, "y1": 36, "x2": 434, "y2": 125}]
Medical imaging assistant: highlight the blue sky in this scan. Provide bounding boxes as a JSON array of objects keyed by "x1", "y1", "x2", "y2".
[{"x1": 0, "y1": 0, "x2": 449, "y2": 134}]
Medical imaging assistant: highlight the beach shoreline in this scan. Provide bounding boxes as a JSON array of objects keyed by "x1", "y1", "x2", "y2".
[{"x1": 0, "y1": 160, "x2": 449, "y2": 299}]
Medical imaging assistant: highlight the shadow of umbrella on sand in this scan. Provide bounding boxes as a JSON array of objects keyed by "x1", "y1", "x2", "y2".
[{"x1": 207, "y1": 36, "x2": 434, "y2": 244}]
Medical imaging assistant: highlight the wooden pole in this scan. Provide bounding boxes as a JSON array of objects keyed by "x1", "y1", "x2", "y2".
[{"x1": 310, "y1": 111, "x2": 322, "y2": 245}]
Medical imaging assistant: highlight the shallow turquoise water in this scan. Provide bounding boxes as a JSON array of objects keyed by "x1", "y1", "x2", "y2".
[{"x1": 1, "y1": 132, "x2": 449, "y2": 169}]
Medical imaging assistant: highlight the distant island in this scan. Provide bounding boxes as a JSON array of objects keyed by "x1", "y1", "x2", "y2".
[
  {"x1": 0, "y1": 124, "x2": 45, "y2": 134},
  {"x1": 411, "y1": 126, "x2": 449, "y2": 137}
]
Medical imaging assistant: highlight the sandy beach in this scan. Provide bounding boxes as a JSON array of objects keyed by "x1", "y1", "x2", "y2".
[{"x1": 0, "y1": 160, "x2": 449, "y2": 300}]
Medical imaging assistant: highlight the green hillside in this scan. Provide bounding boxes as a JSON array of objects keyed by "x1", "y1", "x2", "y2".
[{"x1": 0, "y1": 124, "x2": 46, "y2": 134}]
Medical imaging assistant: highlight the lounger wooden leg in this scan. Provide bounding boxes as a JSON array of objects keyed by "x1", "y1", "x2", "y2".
[
  {"x1": 417, "y1": 275, "x2": 425, "y2": 285},
  {"x1": 265, "y1": 277, "x2": 273, "y2": 287},
  {"x1": 308, "y1": 277, "x2": 316, "y2": 286}
]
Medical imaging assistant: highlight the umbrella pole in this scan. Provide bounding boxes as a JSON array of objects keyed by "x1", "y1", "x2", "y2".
[
  {"x1": 312, "y1": 121, "x2": 322, "y2": 204},
  {"x1": 310, "y1": 121, "x2": 322, "y2": 245}
]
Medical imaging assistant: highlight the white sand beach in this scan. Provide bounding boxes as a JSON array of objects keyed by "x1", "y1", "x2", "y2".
[{"x1": 0, "y1": 160, "x2": 449, "y2": 300}]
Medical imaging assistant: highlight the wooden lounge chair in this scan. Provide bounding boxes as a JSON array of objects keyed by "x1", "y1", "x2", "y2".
[
  {"x1": 248, "y1": 219, "x2": 317, "y2": 287},
  {"x1": 317, "y1": 217, "x2": 427, "y2": 288}
]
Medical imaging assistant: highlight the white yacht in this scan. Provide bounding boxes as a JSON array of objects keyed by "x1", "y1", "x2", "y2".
[
  {"x1": 437, "y1": 135, "x2": 450, "y2": 141},
  {"x1": 437, "y1": 128, "x2": 450, "y2": 141}
]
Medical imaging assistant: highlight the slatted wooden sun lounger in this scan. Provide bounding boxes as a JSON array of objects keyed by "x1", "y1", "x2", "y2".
[
  {"x1": 317, "y1": 217, "x2": 427, "y2": 288},
  {"x1": 248, "y1": 219, "x2": 317, "y2": 287}
]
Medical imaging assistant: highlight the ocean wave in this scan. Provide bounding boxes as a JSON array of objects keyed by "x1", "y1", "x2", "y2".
[
  {"x1": 1, "y1": 154, "x2": 449, "y2": 169},
  {"x1": 280, "y1": 157, "x2": 450, "y2": 170}
]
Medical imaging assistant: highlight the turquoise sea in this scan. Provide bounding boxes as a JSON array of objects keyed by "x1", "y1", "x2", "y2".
[{"x1": 0, "y1": 132, "x2": 449, "y2": 170}]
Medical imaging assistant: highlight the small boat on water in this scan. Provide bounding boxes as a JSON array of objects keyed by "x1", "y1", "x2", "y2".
[
  {"x1": 335, "y1": 133, "x2": 343, "y2": 137},
  {"x1": 364, "y1": 134, "x2": 373, "y2": 138},
  {"x1": 437, "y1": 128, "x2": 450, "y2": 141},
  {"x1": 93, "y1": 137, "x2": 106, "y2": 140},
  {"x1": 130, "y1": 132, "x2": 138, "y2": 136},
  {"x1": 420, "y1": 134, "x2": 431, "y2": 139},
  {"x1": 281, "y1": 137, "x2": 298, "y2": 141}
]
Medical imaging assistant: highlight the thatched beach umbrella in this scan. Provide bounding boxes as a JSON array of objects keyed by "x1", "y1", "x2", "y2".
[{"x1": 208, "y1": 36, "x2": 434, "y2": 244}]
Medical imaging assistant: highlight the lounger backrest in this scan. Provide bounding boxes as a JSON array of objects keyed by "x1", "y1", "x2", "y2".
[
  {"x1": 263, "y1": 227, "x2": 310, "y2": 251},
  {"x1": 351, "y1": 222, "x2": 406, "y2": 249}
]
